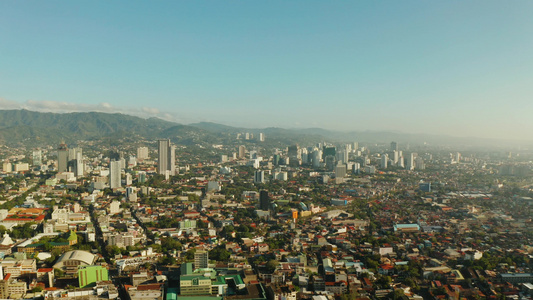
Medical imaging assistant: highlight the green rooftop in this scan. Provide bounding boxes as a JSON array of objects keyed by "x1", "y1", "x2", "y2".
[
  {"x1": 68, "y1": 230, "x2": 78, "y2": 241},
  {"x1": 182, "y1": 263, "x2": 194, "y2": 275},
  {"x1": 166, "y1": 288, "x2": 178, "y2": 300}
]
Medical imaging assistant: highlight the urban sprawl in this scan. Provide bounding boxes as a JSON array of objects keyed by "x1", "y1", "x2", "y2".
[{"x1": 0, "y1": 135, "x2": 532, "y2": 300}]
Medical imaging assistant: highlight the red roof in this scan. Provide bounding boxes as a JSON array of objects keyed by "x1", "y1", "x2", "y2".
[
  {"x1": 38, "y1": 268, "x2": 54, "y2": 273},
  {"x1": 137, "y1": 284, "x2": 161, "y2": 291}
]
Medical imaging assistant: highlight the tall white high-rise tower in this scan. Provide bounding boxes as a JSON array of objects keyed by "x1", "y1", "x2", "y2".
[{"x1": 157, "y1": 139, "x2": 176, "y2": 176}]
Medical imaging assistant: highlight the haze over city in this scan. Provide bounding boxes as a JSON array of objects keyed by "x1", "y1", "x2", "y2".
[
  {"x1": 1, "y1": 1, "x2": 533, "y2": 140},
  {"x1": 2, "y1": 2, "x2": 533, "y2": 298}
]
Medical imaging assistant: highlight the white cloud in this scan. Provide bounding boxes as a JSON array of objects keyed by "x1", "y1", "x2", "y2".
[
  {"x1": 0, "y1": 98, "x2": 23, "y2": 109},
  {"x1": 0, "y1": 98, "x2": 183, "y2": 123},
  {"x1": 141, "y1": 107, "x2": 160, "y2": 115}
]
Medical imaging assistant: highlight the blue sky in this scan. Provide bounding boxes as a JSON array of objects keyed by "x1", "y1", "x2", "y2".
[{"x1": 1, "y1": 1, "x2": 532, "y2": 140}]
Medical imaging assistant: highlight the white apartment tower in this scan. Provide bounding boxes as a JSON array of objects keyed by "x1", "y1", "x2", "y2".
[
  {"x1": 109, "y1": 160, "x2": 122, "y2": 189},
  {"x1": 32, "y1": 150, "x2": 42, "y2": 166},
  {"x1": 381, "y1": 154, "x2": 388, "y2": 169},
  {"x1": 405, "y1": 153, "x2": 415, "y2": 170},
  {"x1": 157, "y1": 139, "x2": 176, "y2": 176},
  {"x1": 137, "y1": 147, "x2": 149, "y2": 160}
]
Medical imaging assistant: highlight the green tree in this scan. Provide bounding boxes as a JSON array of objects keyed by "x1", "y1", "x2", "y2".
[
  {"x1": 185, "y1": 249, "x2": 196, "y2": 261},
  {"x1": 209, "y1": 247, "x2": 231, "y2": 261},
  {"x1": 266, "y1": 260, "x2": 279, "y2": 273}
]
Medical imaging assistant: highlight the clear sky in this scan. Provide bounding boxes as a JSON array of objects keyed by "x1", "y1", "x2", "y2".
[{"x1": 1, "y1": 1, "x2": 532, "y2": 140}]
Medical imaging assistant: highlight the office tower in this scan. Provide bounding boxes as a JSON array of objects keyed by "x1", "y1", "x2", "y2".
[
  {"x1": 238, "y1": 145, "x2": 246, "y2": 159},
  {"x1": 137, "y1": 147, "x2": 149, "y2": 160},
  {"x1": 325, "y1": 155, "x2": 336, "y2": 171},
  {"x1": 311, "y1": 149, "x2": 322, "y2": 169},
  {"x1": 415, "y1": 157, "x2": 425, "y2": 170},
  {"x1": 390, "y1": 141, "x2": 398, "y2": 152},
  {"x1": 381, "y1": 154, "x2": 388, "y2": 169},
  {"x1": 57, "y1": 142, "x2": 69, "y2": 172},
  {"x1": 353, "y1": 142, "x2": 359, "y2": 151},
  {"x1": 137, "y1": 171, "x2": 147, "y2": 183},
  {"x1": 273, "y1": 154, "x2": 280, "y2": 166},
  {"x1": 109, "y1": 160, "x2": 122, "y2": 189},
  {"x1": 335, "y1": 163, "x2": 347, "y2": 178},
  {"x1": 259, "y1": 190, "x2": 270, "y2": 211},
  {"x1": 336, "y1": 150, "x2": 348, "y2": 164},
  {"x1": 406, "y1": 153, "x2": 414, "y2": 170},
  {"x1": 74, "y1": 151, "x2": 84, "y2": 177},
  {"x1": 254, "y1": 170, "x2": 265, "y2": 184},
  {"x1": 345, "y1": 144, "x2": 352, "y2": 153},
  {"x1": 288, "y1": 145, "x2": 299, "y2": 159},
  {"x1": 323, "y1": 146, "x2": 336, "y2": 159},
  {"x1": 32, "y1": 150, "x2": 42, "y2": 166},
  {"x1": 68, "y1": 147, "x2": 82, "y2": 162},
  {"x1": 259, "y1": 133, "x2": 265, "y2": 142},
  {"x1": 301, "y1": 149, "x2": 309, "y2": 164},
  {"x1": 194, "y1": 250, "x2": 209, "y2": 269},
  {"x1": 157, "y1": 139, "x2": 176, "y2": 176},
  {"x1": 392, "y1": 150, "x2": 399, "y2": 164},
  {"x1": 353, "y1": 163, "x2": 361, "y2": 174},
  {"x1": 397, "y1": 156, "x2": 405, "y2": 168}
]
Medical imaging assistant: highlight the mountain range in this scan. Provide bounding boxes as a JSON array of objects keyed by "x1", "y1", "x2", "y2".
[{"x1": 0, "y1": 109, "x2": 528, "y2": 149}]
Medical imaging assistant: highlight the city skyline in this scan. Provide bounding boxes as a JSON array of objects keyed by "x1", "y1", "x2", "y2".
[{"x1": 1, "y1": 1, "x2": 533, "y2": 140}]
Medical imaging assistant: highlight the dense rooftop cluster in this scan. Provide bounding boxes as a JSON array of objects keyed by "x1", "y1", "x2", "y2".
[{"x1": 0, "y1": 137, "x2": 532, "y2": 300}]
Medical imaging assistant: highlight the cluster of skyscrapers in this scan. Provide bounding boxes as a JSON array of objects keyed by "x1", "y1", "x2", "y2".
[
  {"x1": 57, "y1": 143, "x2": 84, "y2": 176},
  {"x1": 47, "y1": 139, "x2": 177, "y2": 190},
  {"x1": 380, "y1": 141, "x2": 426, "y2": 171}
]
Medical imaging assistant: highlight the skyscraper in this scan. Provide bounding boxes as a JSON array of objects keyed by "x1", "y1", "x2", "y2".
[
  {"x1": 390, "y1": 141, "x2": 398, "y2": 152},
  {"x1": 311, "y1": 149, "x2": 321, "y2": 169},
  {"x1": 335, "y1": 163, "x2": 347, "y2": 178},
  {"x1": 392, "y1": 150, "x2": 399, "y2": 164},
  {"x1": 323, "y1": 146, "x2": 336, "y2": 160},
  {"x1": 74, "y1": 151, "x2": 84, "y2": 177},
  {"x1": 238, "y1": 145, "x2": 246, "y2": 159},
  {"x1": 259, "y1": 190, "x2": 270, "y2": 211},
  {"x1": 32, "y1": 150, "x2": 42, "y2": 167},
  {"x1": 157, "y1": 139, "x2": 176, "y2": 176},
  {"x1": 381, "y1": 154, "x2": 388, "y2": 169},
  {"x1": 109, "y1": 160, "x2": 122, "y2": 189},
  {"x1": 57, "y1": 143, "x2": 69, "y2": 172},
  {"x1": 406, "y1": 153, "x2": 415, "y2": 170},
  {"x1": 137, "y1": 147, "x2": 149, "y2": 160},
  {"x1": 254, "y1": 170, "x2": 265, "y2": 184}
]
